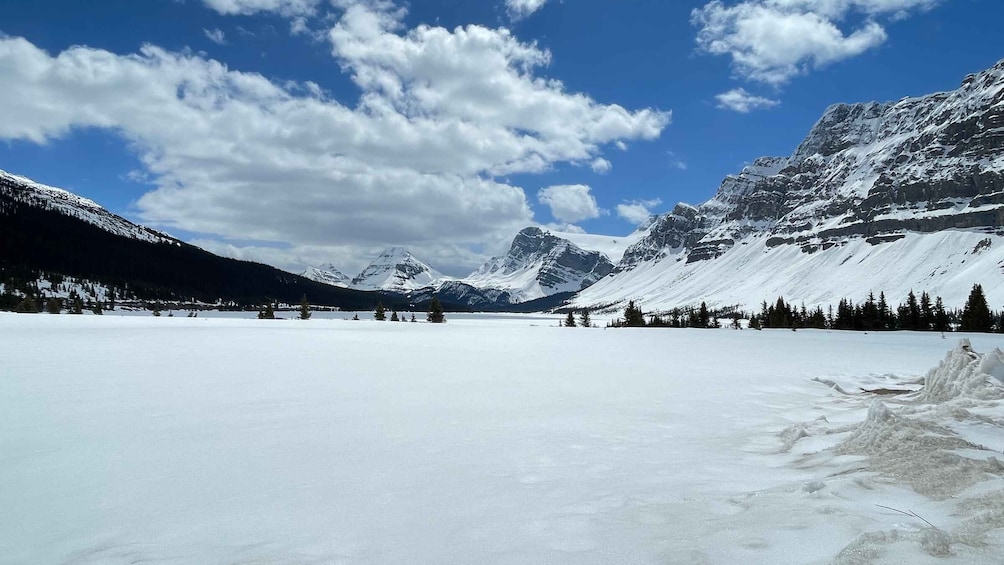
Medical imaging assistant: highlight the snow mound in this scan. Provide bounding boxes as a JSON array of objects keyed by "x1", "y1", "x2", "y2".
[
  {"x1": 836, "y1": 397, "x2": 996, "y2": 499},
  {"x1": 917, "y1": 339, "x2": 1004, "y2": 403}
]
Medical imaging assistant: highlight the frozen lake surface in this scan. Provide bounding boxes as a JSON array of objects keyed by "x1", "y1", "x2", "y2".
[{"x1": 2, "y1": 312, "x2": 1003, "y2": 564}]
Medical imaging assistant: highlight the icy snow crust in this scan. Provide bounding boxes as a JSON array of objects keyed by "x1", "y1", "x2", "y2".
[{"x1": 3, "y1": 315, "x2": 1004, "y2": 564}]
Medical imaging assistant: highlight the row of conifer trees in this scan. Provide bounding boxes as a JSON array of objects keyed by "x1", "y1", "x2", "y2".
[{"x1": 607, "y1": 284, "x2": 1003, "y2": 333}]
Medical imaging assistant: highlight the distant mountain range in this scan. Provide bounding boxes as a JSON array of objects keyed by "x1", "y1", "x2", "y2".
[{"x1": 4, "y1": 58, "x2": 1004, "y2": 313}]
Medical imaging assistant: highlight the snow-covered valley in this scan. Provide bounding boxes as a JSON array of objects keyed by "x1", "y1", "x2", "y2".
[{"x1": 2, "y1": 313, "x2": 1004, "y2": 564}]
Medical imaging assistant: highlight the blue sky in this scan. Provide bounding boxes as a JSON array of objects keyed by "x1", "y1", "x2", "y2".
[{"x1": 0, "y1": 0, "x2": 1001, "y2": 275}]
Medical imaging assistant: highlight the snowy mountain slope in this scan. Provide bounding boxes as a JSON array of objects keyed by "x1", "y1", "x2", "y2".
[
  {"x1": 300, "y1": 264, "x2": 352, "y2": 288},
  {"x1": 463, "y1": 227, "x2": 616, "y2": 303},
  {"x1": 576, "y1": 230, "x2": 1004, "y2": 312},
  {"x1": 351, "y1": 247, "x2": 445, "y2": 292},
  {"x1": 574, "y1": 58, "x2": 1004, "y2": 312},
  {"x1": 0, "y1": 169, "x2": 178, "y2": 245},
  {"x1": 550, "y1": 227, "x2": 648, "y2": 264}
]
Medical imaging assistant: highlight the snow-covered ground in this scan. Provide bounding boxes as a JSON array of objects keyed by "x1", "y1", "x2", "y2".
[{"x1": 2, "y1": 313, "x2": 1003, "y2": 564}]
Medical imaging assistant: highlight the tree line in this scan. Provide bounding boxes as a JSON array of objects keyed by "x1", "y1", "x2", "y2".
[{"x1": 607, "y1": 284, "x2": 1002, "y2": 333}]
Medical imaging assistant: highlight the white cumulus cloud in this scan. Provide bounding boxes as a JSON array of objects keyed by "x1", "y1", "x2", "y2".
[
  {"x1": 590, "y1": 157, "x2": 612, "y2": 174},
  {"x1": 505, "y1": 0, "x2": 549, "y2": 21},
  {"x1": 538, "y1": 184, "x2": 602, "y2": 224},
  {"x1": 0, "y1": 1, "x2": 667, "y2": 274},
  {"x1": 616, "y1": 198, "x2": 662, "y2": 225},
  {"x1": 201, "y1": 0, "x2": 323, "y2": 16},
  {"x1": 715, "y1": 87, "x2": 780, "y2": 112},
  {"x1": 692, "y1": 0, "x2": 941, "y2": 85}
]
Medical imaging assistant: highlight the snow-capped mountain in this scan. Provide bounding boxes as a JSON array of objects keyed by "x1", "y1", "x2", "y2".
[
  {"x1": 351, "y1": 247, "x2": 445, "y2": 292},
  {"x1": 573, "y1": 58, "x2": 1004, "y2": 312},
  {"x1": 463, "y1": 227, "x2": 619, "y2": 303},
  {"x1": 0, "y1": 169, "x2": 178, "y2": 245},
  {"x1": 300, "y1": 264, "x2": 352, "y2": 288}
]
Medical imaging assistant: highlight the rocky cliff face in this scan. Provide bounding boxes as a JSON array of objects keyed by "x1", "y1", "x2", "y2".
[
  {"x1": 464, "y1": 227, "x2": 616, "y2": 303},
  {"x1": 574, "y1": 59, "x2": 1004, "y2": 311}
]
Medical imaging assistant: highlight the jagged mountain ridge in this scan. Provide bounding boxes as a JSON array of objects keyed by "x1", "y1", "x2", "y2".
[
  {"x1": 303, "y1": 227, "x2": 635, "y2": 306},
  {"x1": 461, "y1": 227, "x2": 618, "y2": 303},
  {"x1": 574, "y1": 58, "x2": 1004, "y2": 312},
  {"x1": 300, "y1": 264, "x2": 352, "y2": 288},
  {"x1": 349, "y1": 247, "x2": 444, "y2": 292}
]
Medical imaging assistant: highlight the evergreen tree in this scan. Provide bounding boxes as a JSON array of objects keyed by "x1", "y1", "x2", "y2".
[
  {"x1": 375, "y1": 302, "x2": 387, "y2": 321},
  {"x1": 45, "y1": 297, "x2": 62, "y2": 314},
  {"x1": 92, "y1": 301, "x2": 103, "y2": 315},
  {"x1": 906, "y1": 290, "x2": 921, "y2": 330},
  {"x1": 960, "y1": 283, "x2": 993, "y2": 332},
  {"x1": 933, "y1": 296, "x2": 950, "y2": 332},
  {"x1": 748, "y1": 314, "x2": 761, "y2": 330},
  {"x1": 152, "y1": 303, "x2": 162, "y2": 317},
  {"x1": 298, "y1": 295, "x2": 311, "y2": 320},
  {"x1": 623, "y1": 301, "x2": 645, "y2": 327},
  {"x1": 699, "y1": 302, "x2": 711, "y2": 328},
  {"x1": 16, "y1": 295, "x2": 38, "y2": 313},
  {"x1": 919, "y1": 291, "x2": 933, "y2": 330},
  {"x1": 108, "y1": 287, "x2": 116, "y2": 311},
  {"x1": 411, "y1": 312, "x2": 417, "y2": 323},
  {"x1": 427, "y1": 297, "x2": 446, "y2": 323},
  {"x1": 390, "y1": 309, "x2": 399, "y2": 322},
  {"x1": 258, "y1": 302, "x2": 275, "y2": 319},
  {"x1": 579, "y1": 309, "x2": 591, "y2": 328},
  {"x1": 730, "y1": 311, "x2": 742, "y2": 330},
  {"x1": 564, "y1": 311, "x2": 577, "y2": 327}
]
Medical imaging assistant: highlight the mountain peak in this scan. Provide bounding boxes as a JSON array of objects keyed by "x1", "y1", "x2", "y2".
[{"x1": 351, "y1": 248, "x2": 443, "y2": 292}]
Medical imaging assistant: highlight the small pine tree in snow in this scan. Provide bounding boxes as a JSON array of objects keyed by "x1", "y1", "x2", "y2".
[
  {"x1": 623, "y1": 301, "x2": 645, "y2": 327},
  {"x1": 390, "y1": 309, "x2": 399, "y2": 322},
  {"x1": 92, "y1": 301, "x2": 103, "y2": 315},
  {"x1": 579, "y1": 309, "x2": 591, "y2": 328},
  {"x1": 299, "y1": 295, "x2": 311, "y2": 320},
  {"x1": 258, "y1": 302, "x2": 275, "y2": 320},
  {"x1": 960, "y1": 283, "x2": 993, "y2": 332},
  {"x1": 375, "y1": 302, "x2": 387, "y2": 321},
  {"x1": 411, "y1": 313, "x2": 417, "y2": 323},
  {"x1": 46, "y1": 297, "x2": 61, "y2": 314},
  {"x1": 16, "y1": 296, "x2": 38, "y2": 313},
  {"x1": 427, "y1": 297, "x2": 445, "y2": 323},
  {"x1": 564, "y1": 311, "x2": 576, "y2": 327}
]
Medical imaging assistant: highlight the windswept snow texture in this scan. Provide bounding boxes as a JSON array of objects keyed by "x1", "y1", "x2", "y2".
[{"x1": 3, "y1": 314, "x2": 1004, "y2": 564}]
